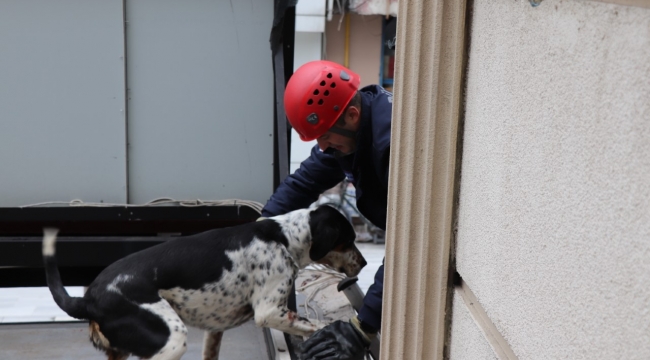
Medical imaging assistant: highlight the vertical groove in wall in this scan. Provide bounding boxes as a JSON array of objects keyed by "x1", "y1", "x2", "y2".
[
  {"x1": 381, "y1": 0, "x2": 468, "y2": 359},
  {"x1": 588, "y1": 0, "x2": 650, "y2": 9},
  {"x1": 122, "y1": 0, "x2": 130, "y2": 203},
  {"x1": 455, "y1": 279, "x2": 520, "y2": 360},
  {"x1": 445, "y1": 0, "x2": 474, "y2": 356}
]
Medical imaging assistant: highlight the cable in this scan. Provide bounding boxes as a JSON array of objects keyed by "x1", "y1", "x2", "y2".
[{"x1": 19, "y1": 198, "x2": 264, "y2": 214}]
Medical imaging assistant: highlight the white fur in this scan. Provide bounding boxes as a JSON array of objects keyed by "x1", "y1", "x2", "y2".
[
  {"x1": 106, "y1": 274, "x2": 133, "y2": 294},
  {"x1": 141, "y1": 300, "x2": 187, "y2": 360},
  {"x1": 158, "y1": 238, "x2": 298, "y2": 332},
  {"x1": 42, "y1": 228, "x2": 58, "y2": 256}
]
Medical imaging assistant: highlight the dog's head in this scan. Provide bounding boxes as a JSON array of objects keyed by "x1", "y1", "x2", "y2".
[{"x1": 308, "y1": 205, "x2": 367, "y2": 277}]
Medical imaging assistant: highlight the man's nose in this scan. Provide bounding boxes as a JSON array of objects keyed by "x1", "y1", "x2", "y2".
[{"x1": 316, "y1": 139, "x2": 329, "y2": 151}]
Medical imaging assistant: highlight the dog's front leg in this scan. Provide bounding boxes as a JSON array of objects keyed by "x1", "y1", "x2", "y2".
[
  {"x1": 202, "y1": 331, "x2": 223, "y2": 360},
  {"x1": 252, "y1": 266, "x2": 325, "y2": 337},
  {"x1": 254, "y1": 304, "x2": 326, "y2": 338}
]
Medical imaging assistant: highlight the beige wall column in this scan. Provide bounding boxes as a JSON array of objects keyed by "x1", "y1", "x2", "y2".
[{"x1": 381, "y1": 0, "x2": 467, "y2": 359}]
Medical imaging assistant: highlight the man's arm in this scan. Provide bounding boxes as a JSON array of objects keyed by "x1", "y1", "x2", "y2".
[
  {"x1": 357, "y1": 261, "x2": 384, "y2": 332},
  {"x1": 262, "y1": 145, "x2": 346, "y2": 217}
]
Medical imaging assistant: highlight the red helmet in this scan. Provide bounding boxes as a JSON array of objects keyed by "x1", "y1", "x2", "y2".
[{"x1": 284, "y1": 61, "x2": 361, "y2": 141}]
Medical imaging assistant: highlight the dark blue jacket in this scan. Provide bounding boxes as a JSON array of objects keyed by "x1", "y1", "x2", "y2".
[{"x1": 262, "y1": 85, "x2": 392, "y2": 331}]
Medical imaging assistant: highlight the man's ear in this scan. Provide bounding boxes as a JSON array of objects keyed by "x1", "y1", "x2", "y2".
[
  {"x1": 346, "y1": 106, "x2": 361, "y2": 127},
  {"x1": 309, "y1": 222, "x2": 339, "y2": 261}
]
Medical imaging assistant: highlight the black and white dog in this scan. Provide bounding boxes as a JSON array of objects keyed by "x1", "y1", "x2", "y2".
[{"x1": 42, "y1": 205, "x2": 367, "y2": 360}]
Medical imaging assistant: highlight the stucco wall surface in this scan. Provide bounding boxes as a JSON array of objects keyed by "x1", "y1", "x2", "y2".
[
  {"x1": 449, "y1": 293, "x2": 499, "y2": 360},
  {"x1": 456, "y1": 0, "x2": 650, "y2": 359}
]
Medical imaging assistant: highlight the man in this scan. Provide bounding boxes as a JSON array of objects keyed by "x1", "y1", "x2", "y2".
[{"x1": 261, "y1": 60, "x2": 393, "y2": 360}]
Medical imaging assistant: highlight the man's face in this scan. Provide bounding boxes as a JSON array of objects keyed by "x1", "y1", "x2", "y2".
[
  {"x1": 316, "y1": 131, "x2": 357, "y2": 155},
  {"x1": 315, "y1": 106, "x2": 360, "y2": 156}
]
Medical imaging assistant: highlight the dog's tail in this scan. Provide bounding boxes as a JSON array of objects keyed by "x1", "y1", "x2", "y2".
[{"x1": 42, "y1": 228, "x2": 90, "y2": 320}]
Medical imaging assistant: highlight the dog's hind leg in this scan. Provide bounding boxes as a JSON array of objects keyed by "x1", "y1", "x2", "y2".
[
  {"x1": 202, "y1": 331, "x2": 223, "y2": 360},
  {"x1": 89, "y1": 321, "x2": 130, "y2": 360},
  {"x1": 140, "y1": 299, "x2": 188, "y2": 360}
]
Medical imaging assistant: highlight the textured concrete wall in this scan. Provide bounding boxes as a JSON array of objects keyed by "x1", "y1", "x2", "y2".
[
  {"x1": 449, "y1": 293, "x2": 499, "y2": 360},
  {"x1": 456, "y1": 0, "x2": 650, "y2": 359}
]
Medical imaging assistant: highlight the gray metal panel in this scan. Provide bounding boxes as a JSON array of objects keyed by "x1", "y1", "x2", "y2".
[
  {"x1": 125, "y1": 0, "x2": 275, "y2": 204},
  {"x1": 0, "y1": 0, "x2": 127, "y2": 207}
]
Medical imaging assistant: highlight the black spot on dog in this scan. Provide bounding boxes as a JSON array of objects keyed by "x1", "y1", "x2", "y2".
[{"x1": 251, "y1": 220, "x2": 289, "y2": 247}]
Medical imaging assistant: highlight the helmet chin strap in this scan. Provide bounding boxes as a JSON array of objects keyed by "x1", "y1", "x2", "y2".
[
  {"x1": 327, "y1": 126, "x2": 357, "y2": 139},
  {"x1": 327, "y1": 125, "x2": 357, "y2": 157}
]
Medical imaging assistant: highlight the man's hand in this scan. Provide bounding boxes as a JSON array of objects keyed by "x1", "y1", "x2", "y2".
[{"x1": 298, "y1": 318, "x2": 374, "y2": 360}]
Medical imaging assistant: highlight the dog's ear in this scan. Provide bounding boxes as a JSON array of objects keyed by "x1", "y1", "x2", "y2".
[
  {"x1": 308, "y1": 206, "x2": 340, "y2": 261},
  {"x1": 309, "y1": 223, "x2": 339, "y2": 261},
  {"x1": 308, "y1": 205, "x2": 355, "y2": 261}
]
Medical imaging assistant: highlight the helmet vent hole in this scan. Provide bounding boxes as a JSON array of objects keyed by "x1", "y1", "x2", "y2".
[
  {"x1": 327, "y1": 73, "x2": 333, "y2": 78},
  {"x1": 330, "y1": 82, "x2": 336, "y2": 88},
  {"x1": 324, "y1": 90, "x2": 330, "y2": 96},
  {"x1": 320, "y1": 80, "x2": 326, "y2": 86},
  {"x1": 307, "y1": 99, "x2": 314, "y2": 105},
  {"x1": 318, "y1": 99, "x2": 324, "y2": 105},
  {"x1": 313, "y1": 89, "x2": 320, "y2": 95}
]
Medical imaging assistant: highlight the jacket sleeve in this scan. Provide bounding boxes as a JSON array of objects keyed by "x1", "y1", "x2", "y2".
[
  {"x1": 357, "y1": 260, "x2": 384, "y2": 332},
  {"x1": 261, "y1": 145, "x2": 346, "y2": 217},
  {"x1": 376, "y1": 145, "x2": 390, "y2": 190},
  {"x1": 371, "y1": 87, "x2": 393, "y2": 191},
  {"x1": 356, "y1": 86, "x2": 392, "y2": 331}
]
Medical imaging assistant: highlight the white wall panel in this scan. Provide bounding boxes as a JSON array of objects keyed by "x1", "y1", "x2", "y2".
[
  {"x1": 0, "y1": 0, "x2": 127, "y2": 206},
  {"x1": 125, "y1": 0, "x2": 274, "y2": 204}
]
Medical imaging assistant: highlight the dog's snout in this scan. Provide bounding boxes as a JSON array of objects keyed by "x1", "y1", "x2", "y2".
[
  {"x1": 360, "y1": 257, "x2": 367, "y2": 269},
  {"x1": 352, "y1": 247, "x2": 367, "y2": 269}
]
